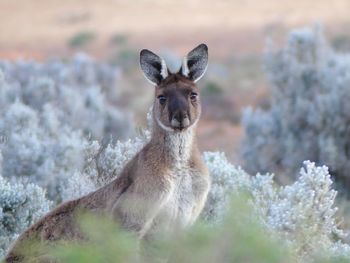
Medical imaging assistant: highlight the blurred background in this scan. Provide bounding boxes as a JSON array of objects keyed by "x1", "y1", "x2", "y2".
[{"x1": 2, "y1": 0, "x2": 350, "y2": 164}]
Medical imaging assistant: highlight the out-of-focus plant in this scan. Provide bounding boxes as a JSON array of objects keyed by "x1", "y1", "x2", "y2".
[
  {"x1": 68, "y1": 31, "x2": 96, "y2": 48},
  {"x1": 0, "y1": 173, "x2": 51, "y2": 258},
  {"x1": 44, "y1": 198, "x2": 293, "y2": 263},
  {"x1": 332, "y1": 34, "x2": 350, "y2": 52},
  {"x1": 0, "y1": 54, "x2": 133, "y2": 140},
  {"x1": 41, "y1": 194, "x2": 349, "y2": 263},
  {"x1": 242, "y1": 26, "x2": 350, "y2": 186},
  {"x1": 1, "y1": 100, "x2": 89, "y2": 202},
  {"x1": 109, "y1": 49, "x2": 139, "y2": 71},
  {"x1": 204, "y1": 154, "x2": 350, "y2": 262},
  {"x1": 110, "y1": 33, "x2": 129, "y2": 46},
  {"x1": 0, "y1": 55, "x2": 136, "y2": 257},
  {"x1": 48, "y1": 215, "x2": 138, "y2": 263},
  {"x1": 0, "y1": 55, "x2": 134, "y2": 203}
]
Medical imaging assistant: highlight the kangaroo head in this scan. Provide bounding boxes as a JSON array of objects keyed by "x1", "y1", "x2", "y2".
[{"x1": 140, "y1": 44, "x2": 208, "y2": 132}]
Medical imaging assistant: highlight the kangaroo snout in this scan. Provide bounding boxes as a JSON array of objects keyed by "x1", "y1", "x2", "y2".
[{"x1": 171, "y1": 110, "x2": 190, "y2": 129}]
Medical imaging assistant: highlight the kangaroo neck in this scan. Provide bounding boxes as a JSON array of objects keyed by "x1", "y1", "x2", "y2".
[{"x1": 150, "y1": 120, "x2": 196, "y2": 166}]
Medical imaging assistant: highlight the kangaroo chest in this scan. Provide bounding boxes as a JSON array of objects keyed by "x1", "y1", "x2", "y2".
[
  {"x1": 150, "y1": 130, "x2": 203, "y2": 231},
  {"x1": 153, "y1": 166, "x2": 198, "y2": 230},
  {"x1": 169, "y1": 167, "x2": 195, "y2": 224}
]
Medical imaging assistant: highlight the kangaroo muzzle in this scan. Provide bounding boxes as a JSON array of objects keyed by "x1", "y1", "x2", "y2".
[{"x1": 171, "y1": 110, "x2": 190, "y2": 130}]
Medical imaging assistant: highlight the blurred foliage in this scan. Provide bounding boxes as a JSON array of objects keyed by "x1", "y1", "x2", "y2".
[
  {"x1": 229, "y1": 54, "x2": 264, "y2": 91},
  {"x1": 49, "y1": 215, "x2": 137, "y2": 263},
  {"x1": 110, "y1": 34, "x2": 129, "y2": 46},
  {"x1": 242, "y1": 25, "x2": 350, "y2": 187},
  {"x1": 0, "y1": 54, "x2": 133, "y2": 204},
  {"x1": 331, "y1": 34, "x2": 350, "y2": 52},
  {"x1": 68, "y1": 31, "x2": 96, "y2": 48},
  {"x1": 30, "y1": 195, "x2": 347, "y2": 263},
  {"x1": 109, "y1": 48, "x2": 139, "y2": 71},
  {"x1": 201, "y1": 81, "x2": 223, "y2": 97},
  {"x1": 45, "y1": 196, "x2": 294, "y2": 263}
]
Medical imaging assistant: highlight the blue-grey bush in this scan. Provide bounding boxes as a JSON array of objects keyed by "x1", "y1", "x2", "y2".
[
  {"x1": 0, "y1": 53, "x2": 133, "y2": 140},
  {"x1": 0, "y1": 174, "x2": 51, "y2": 258},
  {"x1": 0, "y1": 55, "x2": 134, "y2": 256},
  {"x1": 242, "y1": 26, "x2": 350, "y2": 183},
  {"x1": 0, "y1": 55, "x2": 134, "y2": 202}
]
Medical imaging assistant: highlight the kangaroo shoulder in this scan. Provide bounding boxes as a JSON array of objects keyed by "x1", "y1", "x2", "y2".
[
  {"x1": 6, "y1": 198, "x2": 84, "y2": 261},
  {"x1": 31, "y1": 199, "x2": 82, "y2": 238}
]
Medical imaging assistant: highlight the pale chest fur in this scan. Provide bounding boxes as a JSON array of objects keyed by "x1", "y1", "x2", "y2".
[
  {"x1": 153, "y1": 167, "x2": 204, "y2": 233},
  {"x1": 167, "y1": 166, "x2": 196, "y2": 224},
  {"x1": 152, "y1": 128, "x2": 206, "y2": 229}
]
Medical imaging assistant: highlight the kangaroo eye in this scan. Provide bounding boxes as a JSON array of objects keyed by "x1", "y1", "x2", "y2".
[
  {"x1": 190, "y1": 92, "x2": 198, "y2": 101},
  {"x1": 158, "y1": 95, "x2": 166, "y2": 105}
]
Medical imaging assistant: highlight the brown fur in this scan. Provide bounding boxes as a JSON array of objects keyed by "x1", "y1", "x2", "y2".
[{"x1": 5, "y1": 73, "x2": 210, "y2": 262}]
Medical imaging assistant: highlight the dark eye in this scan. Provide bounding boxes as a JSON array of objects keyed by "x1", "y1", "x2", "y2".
[
  {"x1": 158, "y1": 95, "x2": 166, "y2": 105},
  {"x1": 190, "y1": 92, "x2": 198, "y2": 101}
]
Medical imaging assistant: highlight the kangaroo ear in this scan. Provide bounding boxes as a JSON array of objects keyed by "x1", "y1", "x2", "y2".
[
  {"x1": 180, "y1": 44, "x2": 208, "y2": 82},
  {"x1": 140, "y1": 49, "x2": 168, "y2": 86}
]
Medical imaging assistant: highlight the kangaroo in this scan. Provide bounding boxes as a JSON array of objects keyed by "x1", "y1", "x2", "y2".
[{"x1": 5, "y1": 44, "x2": 210, "y2": 262}]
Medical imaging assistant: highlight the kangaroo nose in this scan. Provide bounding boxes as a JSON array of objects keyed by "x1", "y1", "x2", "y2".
[
  {"x1": 174, "y1": 111, "x2": 186, "y2": 122},
  {"x1": 171, "y1": 111, "x2": 190, "y2": 128}
]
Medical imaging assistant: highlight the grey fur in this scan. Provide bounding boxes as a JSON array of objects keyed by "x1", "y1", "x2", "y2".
[{"x1": 181, "y1": 44, "x2": 208, "y2": 82}]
